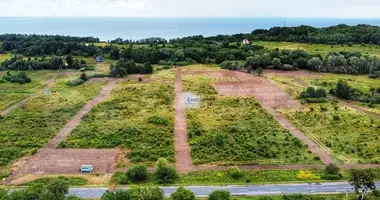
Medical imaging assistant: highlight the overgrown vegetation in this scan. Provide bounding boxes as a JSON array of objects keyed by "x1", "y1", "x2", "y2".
[
  {"x1": 0, "y1": 75, "x2": 105, "y2": 166},
  {"x1": 299, "y1": 86, "x2": 328, "y2": 103},
  {"x1": 183, "y1": 75, "x2": 319, "y2": 165},
  {"x1": 23, "y1": 176, "x2": 87, "y2": 186},
  {"x1": 282, "y1": 102, "x2": 380, "y2": 163},
  {"x1": 60, "y1": 82, "x2": 175, "y2": 164},
  {"x1": 1, "y1": 70, "x2": 32, "y2": 84}
]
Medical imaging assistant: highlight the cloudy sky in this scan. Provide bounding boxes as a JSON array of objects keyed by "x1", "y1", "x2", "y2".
[{"x1": 0, "y1": 0, "x2": 380, "y2": 18}]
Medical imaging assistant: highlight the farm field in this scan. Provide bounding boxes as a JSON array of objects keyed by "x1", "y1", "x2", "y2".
[
  {"x1": 0, "y1": 53, "x2": 11, "y2": 62},
  {"x1": 254, "y1": 41, "x2": 380, "y2": 57},
  {"x1": 0, "y1": 70, "x2": 56, "y2": 112},
  {"x1": 282, "y1": 102, "x2": 380, "y2": 164},
  {"x1": 60, "y1": 81, "x2": 175, "y2": 165},
  {"x1": 182, "y1": 73, "x2": 320, "y2": 165},
  {"x1": 0, "y1": 73, "x2": 105, "y2": 167}
]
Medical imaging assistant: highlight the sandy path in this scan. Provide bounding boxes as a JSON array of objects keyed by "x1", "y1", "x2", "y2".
[{"x1": 174, "y1": 68, "x2": 193, "y2": 172}]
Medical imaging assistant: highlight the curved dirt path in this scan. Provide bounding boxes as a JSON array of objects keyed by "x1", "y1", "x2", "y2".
[
  {"x1": 174, "y1": 68, "x2": 193, "y2": 172},
  {"x1": 6, "y1": 79, "x2": 118, "y2": 182}
]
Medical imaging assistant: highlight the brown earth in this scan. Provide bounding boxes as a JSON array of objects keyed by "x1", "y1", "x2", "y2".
[{"x1": 174, "y1": 68, "x2": 193, "y2": 172}]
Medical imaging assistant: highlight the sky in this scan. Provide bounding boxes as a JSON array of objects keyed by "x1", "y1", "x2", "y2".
[{"x1": 0, "y1": 0, "x2": 380, "y2": 18}]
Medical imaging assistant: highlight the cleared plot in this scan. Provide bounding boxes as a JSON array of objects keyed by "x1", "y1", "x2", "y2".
[
  {"x1": 0, "y1": 71, "x2": 56, "y2": 112},
  {"x1": 181, "y1": 64, "x2": 221, "y2": 71},
  {"x1": 183, "y1": 75, "x2": 319, "y2": 165},
  {"x1": 0, "y1": 75, "x2": 105, "y2": 166},
  {"x1": 282, "y1": 102, "x2": 380, "y2": 164},
  {"x1": 254, "y1": 41, "x2": 380, "y2": 57},
  {"x1": 60, "y1": 82, "x2": 175, "y2": 164},
  {"x1": 25, "y1": 149, "x2": 118, "y2": 174}
]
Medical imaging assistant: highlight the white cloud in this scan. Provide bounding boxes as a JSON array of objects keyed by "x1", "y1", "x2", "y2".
[{"x1": 0, "y1": 0, "x2": 380, "y2": 17}]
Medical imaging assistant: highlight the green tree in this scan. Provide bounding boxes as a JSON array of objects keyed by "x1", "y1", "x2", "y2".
[
  {"x1": 349, "y1": 169, "x2": 376, "y2": 200},
  {"x1": 127, "y1": 165, "x2": 148, "y2": 182},
  {"x1": 154, "y1": 158, "x2": 178, "y2": 184},
  {"x1": 80, "y1": 73, "x2": 88, "y2": 81},
  {"x1": 170, "y1": 187, "x2": 195, "y2": 200},
  {"x1": 208, "y1": 190, "x2": 231, "y2": 200},
  {"x1": 39, "y1": 179, "x2": 69, "y2": 200},
  {"x1": 128, "y1": 187, "x2": 164, "y2": 200},
  {"x1": 336, "y1": 80, "x2": 351, "y2": 99},
  {"x1": 65, "y1": 54, "x2": 74, "y2": 68},
  {"x1": 322, "y1": 163, "x2": 342, "y2": 180},
  {"x1": 227, "y1": 166, "x2": 244, "y2": 179},
  {"x1": 307, "y1": 57, "x2": 323, "y2": 71},
  {"x1": 271, "y1": 58, "x2": 281, "y2": 68}
]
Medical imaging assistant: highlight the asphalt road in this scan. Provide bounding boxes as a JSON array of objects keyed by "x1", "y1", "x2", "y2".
[{"x1": 68, "y1": 182, "x2": 380, "y2": 198}]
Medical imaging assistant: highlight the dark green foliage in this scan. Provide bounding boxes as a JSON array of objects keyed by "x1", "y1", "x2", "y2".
[
  {"x1": 0, "y1": 147, "x2": 23, "y2": 166},
  {"x1": 170, "y1": 187, "x2": 195, "y2": 200},
  {"x1": 39, "y1": 179, "x2": 69, "y2": 200},
  {"x1": 65, "y1": 195, "x2": 85, "y2": 200},
  {"x1": 66, "y1": 78, "x2": 85, "y2": 86},
  {"x1": 227, "y1": 166, "x2": 244, "y2": 179},
  {"x1": 65, "y1": 55, "x2": 74, "y2": 68},
  {"x1": 147, "y1": 116, "x2": 169, "y2": 126},
  {"x1": 80, "y1": 73, "x2": 88, "y2": 81},
  {"x1": 155, "y1": 158, "x2": 178, "y2": 184},
  {"x1": 127, "y1": 165, "x2": 148, "y2": 182},
  {"x1": 219, "y1": 61, "x2": 240, "y2": 70},
  {"x1": 208, "y1": 190, "x2": 231, "y2": 200},
  {"x1": 2, "y1": 71, "x2": 32, "y2": 84},
  {"x1": 336, "y1": 80, "x2": 351, "y2": 99},
  {"x1": 350, "y1": 169, "x2": 376, "y2": 194},
  {"x1": 112, "y1": 171, "x2": 130, "y2": 185},
  {"x1": 300, "y1": 86, "x2": 327, "y2": 103},
  {"x1": 322, "y1": 164, "x2": 342, "y2": 180},
  {"x1": 372, "y1": 190, "x2": 380, "y2": 197}
]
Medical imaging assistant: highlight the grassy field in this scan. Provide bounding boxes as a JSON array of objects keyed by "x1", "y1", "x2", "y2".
[
  {"x1": 255, "y1": 41, "x2": 380, "y2": 57},
  {"x1": 0, "y1": 74, "x2": 105, "y2": 166},
  {"x1": 282, "y1": 102, "x2": 380, "y2": 164},
  {"x1": 0, "y1": 70, "x2": 57, "y2": 112},
  {"x1": 182, "y1": 74, "x2": 319, "y2": 165},
  {"x1": 0, "y1": 53, "x2": 11, "y2": 63},
  {"x1": 60, "y1": 81, "x2": 175, "y2": 165}
]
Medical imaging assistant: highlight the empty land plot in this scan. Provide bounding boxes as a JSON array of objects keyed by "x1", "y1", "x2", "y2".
[
  {"x1": 182, "y1": 75, "x2": 320, "y2": 165},
  {"x1": 0, "y1": 75, "x2": 105, "y2": 167},
  {"x1": 308, "y1": 73, "x2": 380, "y2": 115},
  {"x1": 0, "y1": 70, "x2": 56, "y2": 112},
  {"x1": 282, "y1": 102, "x2": 380, "y2": 164},
  {"x1": 60, "y1": 82, "x2": 175, "y2": 164}
]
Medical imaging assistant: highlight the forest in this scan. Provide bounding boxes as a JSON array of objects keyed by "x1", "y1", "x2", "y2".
[{"x1": 1, "y1": 24, "x2": 380, "y2": 77}]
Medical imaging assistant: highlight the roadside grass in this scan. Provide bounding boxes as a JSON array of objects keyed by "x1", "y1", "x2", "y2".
[
  {"x1": 23, "y1": 176, "x2": 87, "y2": 186},
  {"x1": 281, "y1": 102, "x2": 380, "y2": 164},
  {"x1": 234, "y1": 194, "x2": 359, "y2": 200},
  {"x1": 0, "y1": 75, "x2": 105, "y2": 166},
  {"x1": 182, "y1": 75, "x2": 320, "y2": 165},
  {"x1": 267, "y1": 76, "x2": 305, "y2": 99},
  {"x1": 0, "y1": 70, "x2": 57, "y2": 112},
  {"x1": 110, "y1": 168, "x2": 380, "y2": 186},
  {"x1": 60, "y1": 82, "x2": 175, "y2": 165},
  {"x1": 254, "y1": 41, "x2": 380, "y2": 57}
]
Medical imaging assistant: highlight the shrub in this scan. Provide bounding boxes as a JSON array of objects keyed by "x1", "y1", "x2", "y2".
[
  {"x1": 321, "y1": 164, "x2": 342, "y2": 180},
  {"x1": 80, "y1": 73, "x2": 88, "y2": 81},
  {"x1": 66, "y1": 78, "x2": 85, "y2": 86},
  {"x1": 208, "y1": 190, "x2": 230, "y2": 200},
  {"x1": 127, "y1": 165, "x2": 148, "y2": 182},
  {"x1": 227, "y1": 166, "x2": 244, "y2": 179},
  {"x1": 170, "y1": 187, "x2": 195, "y2": 200},
  {"x1": 128, "y1": 187, "x2": 164, "y2": 200},
  {"x1": 147, "y1": 116, "x2": 169, "y2": 125},
  {"x1": 112, "y1": 171, "x2": 129, "y2": 185},
  {"x1": 373, "y1": 190, "x2": 380, "y2": 197},
  {"x1": 2, "y1": 71, "x2": 32, "y2": 84},
  {"x1": 154, "y1": 158, "x2": 178, "y2": 184}
]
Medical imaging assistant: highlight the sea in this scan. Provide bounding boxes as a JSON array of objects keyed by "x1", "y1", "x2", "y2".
[{"x1": 1, "y1": 17, "x2": 380, "y2": 41}]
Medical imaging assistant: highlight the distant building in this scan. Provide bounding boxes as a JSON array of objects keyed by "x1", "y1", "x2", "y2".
[
  {"x1": 242, "y1": 39, "x2": 250, "y2": 45},
  {"x1": 96, "y1": 55, "x2": 104, "y2": 63}
]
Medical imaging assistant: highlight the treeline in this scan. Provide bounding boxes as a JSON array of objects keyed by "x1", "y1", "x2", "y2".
[
  {"x1": 0, "y1": 55, "x2": 87, "y2": 70},
  {"x1": 220, "y1": 49, "x2": 380, "y2": 75},
  {"x1": 251, "y1": 24, "x2": 380, "y2": 45},
  {"x1": 110, "y1": 37, "x2": 168, "y2": 45}
]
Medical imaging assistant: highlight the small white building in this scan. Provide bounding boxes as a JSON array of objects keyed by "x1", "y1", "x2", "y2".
[{"x1": 242, "y1": 39, "x2": 250, "y2": 45}]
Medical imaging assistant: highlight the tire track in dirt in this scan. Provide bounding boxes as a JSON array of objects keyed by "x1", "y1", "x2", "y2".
[
  {"x1": 1, "y1": 73, "x2": 60, "y2": 117},
  {"x1": 7, "y1": 79, "x2": 118, "y2": 182},
  {"x1": 174, "y1": 68, "x2": 193, "y2": 172}
]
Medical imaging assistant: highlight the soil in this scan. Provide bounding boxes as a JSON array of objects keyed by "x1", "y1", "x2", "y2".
[{"x1": 174, "y1": 68, "x2": 193, "y2": 172}]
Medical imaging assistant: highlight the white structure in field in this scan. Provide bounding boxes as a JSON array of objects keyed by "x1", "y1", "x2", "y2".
[{"x1": 242, "y1": 39, "x2": 250, "y2": 45}]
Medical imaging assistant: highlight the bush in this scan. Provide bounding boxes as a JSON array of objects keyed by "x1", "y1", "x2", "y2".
[
  {"x1": 80, "y1": 73, "x2": 88, "y2": 81},
  {"x1": 112, "y1": 171, "x2": 129, "y2": 185},
  {"x1": 2, "y1": 71, "x2": 32, "y2": 84},
  {"x1": 373, "y1": 190, "x2": 380, "y2": 197},
  {"x1": 227, "y1": 166, "x2": 244, "y2": 179},
  {"x1": 300, "y1": 86, "x2": 327, "y2": 99},
  {"x1": 154, "y1": 158, "x2": 178, "y2": 184},
  {"x1": 322, "y1": 164, "x2": 342, "y2": 180},
  {"x1": 208, "y1": 190, "x2": 230, "y2": 200},
  {"x1": 66, "y1": 78, "x2": 85, "y2": 86},
  {"x1": 128, "y1": 187, "x2": 164, "y2": 200},
  {"x1": 127, "y1": 165, "x2": 148, "y2": 182},
  {"x1": 170, "y1": 187, "x2": 195, "y2": 200}
]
